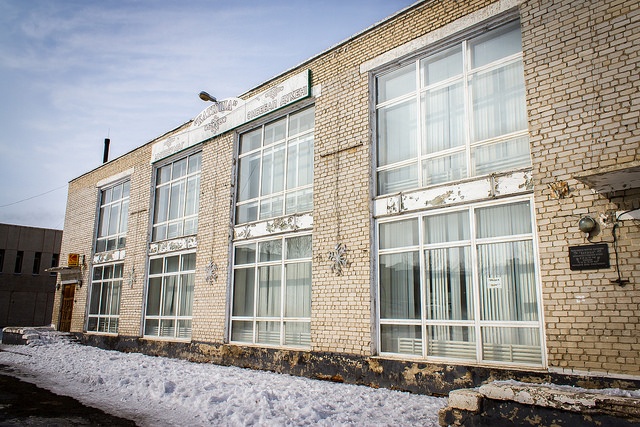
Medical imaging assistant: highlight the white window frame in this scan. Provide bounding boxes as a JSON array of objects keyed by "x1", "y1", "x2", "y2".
[
  {"x1": 87, "y1": 262, "x2": 123, "y2": 334},
  {"x1": 229, "y1": 233, "x2": 312, "y2": 348},
  {"x1": 144, "y1": 250, "x2": 196, "y2": 340},
  {"x1": 375, "y1": 20, "x2": 530, "y2": 196},
  {"x1": 96, "y1": 180, "x2": 130, "y2": 253},
  {"x1": 152, "y1": 151, "x2": 201, "y2": 242},
  {"x1": 235, "y1": 106, "x2": 314, "y2": 225},
  {"x1": 376, "y1": 195, "x2": 545, "y2": 367}
]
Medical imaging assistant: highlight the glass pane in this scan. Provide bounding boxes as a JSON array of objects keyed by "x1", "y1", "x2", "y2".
[
  {"x1": 184, "y1": 176, "x2": 199, "y2": 216},
  {"x1": 286, "y1": 235, "x2": 312, "y2": 259},
  {"x1": 179, "y1": 273, "x2": 194, "y2": 316},
  {"x1": 257, "y1": 321, "x2": 280, "y2": 345},
  {"x1": 168, "y1": 181, "x2": 185, "y2": 220},
  {"x1": 377, "y1": 100, "x2": 417, "y2": 166},
  {"x1": 110, "y1": 281, "x2": 121, "y2": 316},
  {"x1": 167, "y1": 221, "x2": 183, "y2": 239},
  {"x1": 177, "y1": 320, "x2": 192, "y2": 339},
  {"x1": 261, "y1": 144, "x2": 285, "y2": 196},
  {"x1": 264, "y1": 118, "x2": 286, "y2": 146},
  {"x1": 471, "y1": 62, "x2": 527, "y2": 142},
  {"x1": 237, "y1": 153, "x2": 261, "y2": 202},
  {"x1": 422, "y1": 152, "x2": 466, "y2": 186},
  {"x1": 259, "y1": 195, "x2": 283, "y2": 220},
  {"x1": 149, "y1": 258, "x2": 164, "y2": 275},
  {"x1": 122, "y1": 180, "x2": 130, "y2": 198},
  {"x1": 154, "y1": 185, "x2": 169, "y2": 224},
  {"x1": 424, "y1": 210, "x2": 469, "y2": 244},
  {"x1": 235, "y1": 244, "x2": 256, "y2": 265},
  {"x1": 114, "y1": 263, "x2": 123, "y2": 278},
  {"x1": 478, "y1": 240, "x2": 537, "y2": 322},
  {"x1": 112, "y1": 183, "x2": 122, "y2": 201},
  {"x1": 145, "y1": 319, "x2": 160, "y2": 336},
  {"x1": 89, "y1": 282, "x2": 101, "y2": 314},
  {"x1": 422, "y1": 45, "x2": 462, "y2": 86},
  {"x1": 153, "y1": 224, "x2": 167, "y2": 242},
  {"x1": 119, "y1": 199, "x2": 129, "y2": 233},
  {"x1": 146, "y1": 277, "x2": 162, "y2": 316},
  {"x1": 87, "y1": 317, "x2": 98, "y2": 332},
  {"x1": 428, "y1": 325, "x2": 475, "y2": 359},
  {"x1": 181, "y1": 253, "x2": 196, "y2": 271},
  {"x1": 259, "y1": 240, "x2": 282, "y2": 262},
  {"x1": 156, "y1": 165, "x2": 171, "y2": 185},
  {"x1": 165, "y1": 255, "x2": 180, "y2": 273},
  {"x1": 236, "y1": 201, "x2": 258, "y2": 224},
  {"x1": 284, "y1": 322, "x2": 310, "y2": 347},
  {"x1": 240, "y1": 128, "x2": 262, "y2": 154},
  {"x1": 162, "y1": 276, "x2": 178, "y2": 316},
  {"x1": 285, "y1": 188, "x2": 313, "y2": 215},
  {"x1": 288, "y1": 107, "x2": 314, "y2": 136},
  {"x1": 379, "y1": 252, "x2": 421, "y2": 319},
  {"x1": 425, "y1": 246, "x2": 473, "y2": 320},
  {"x1": 377, "y1": 63, "x2": 416, "y2": 103},
  {"x1": 172, "y1": 158, "x2": 188, "y2": 179},
  {"x1": 377, "y1": 163, "x2": 418, "y2": 195},
  {"x1": 160, "y1": 319, "x2": 175, "y2": 337},
  {"x1": 98, "y1": 206, "x2": 110, "y2": 238},
  {"x1": 379, "y1": 219, "x2": 418, "y2": 249},
  {"x1": 108, "y1": 204, "x2": 120, "y2": 235},
  {"x1": 184, "y1": 217, "x2": 197, "y2": 236},
  {"x1": 471, "y1": 24, "x2": 522, "y2": 69},
  {"x1": 258, "y1": 265, "x2": 281, "y2": 317},
  {"x1": 188, "y1": 152, "x2": 202, "y2": 174},
  {"x1": 96, "y1": 239, "x2": 106, "y2": 253},
  {"x1": 100, "y1": 282, "x2": 110, "y2": 315},
  {"x1": 476, "y1": 201, "x2": 532, "y2": 238},
  {"x1": 102, "y1": 188, "x2": 112, "y2": 204},
  {"x1": 472, "y1": 136, "x2": 531, "y2": 176},
  {"x1": 422, "y1": 83, "x2": 464, "y2": 154},
  {"x1": 285, "y1": 262, "x2": 311, "y2": 317},
  {"x1": 286, "y1": 135, "x2": 313, "y2": 189},
  {"x1": 233, "y1": 268, "x2": 255, "y2": 316},
  {"x1": 93, "y1": 266, "x2": 103, "y2": 281},
  {"x1": 482, "y1": 326, "x2": 541, "y2": 365},
  {"x1": 380, "y1": 324, "x2": 422, "y2": 355},
  {"x1": 231, "y1": 320, "x2": 254, "y2": 343}
]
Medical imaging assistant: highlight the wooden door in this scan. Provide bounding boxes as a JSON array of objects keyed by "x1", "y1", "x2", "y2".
[{"x1": 58, "y1": 284, "x2": 76, "y2": 332}]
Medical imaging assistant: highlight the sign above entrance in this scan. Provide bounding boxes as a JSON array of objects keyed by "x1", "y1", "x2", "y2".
[{"x1": 151, "y1": 69, "x2": 311, "y2": 163}]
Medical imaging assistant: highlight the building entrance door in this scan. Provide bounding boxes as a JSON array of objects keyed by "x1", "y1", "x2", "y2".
[{"x1": 59, "y1": 284, "x2": 76, "y2": 332}]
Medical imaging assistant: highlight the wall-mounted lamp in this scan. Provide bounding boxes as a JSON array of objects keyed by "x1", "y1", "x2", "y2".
[
  {"x1": 198, "y1": 91, "x2": 217, "y2": 103},
  {"x1": 578, "y1": 215, "x2": 597, "y2": 238}
]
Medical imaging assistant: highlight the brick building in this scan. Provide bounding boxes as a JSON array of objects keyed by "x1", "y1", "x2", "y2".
[
  {"x1": 0, "y1": 223, "x2": 62, "y2": 328},
  {"x1": 52, "y1": 0, "x2": 639, "y2": 394}
]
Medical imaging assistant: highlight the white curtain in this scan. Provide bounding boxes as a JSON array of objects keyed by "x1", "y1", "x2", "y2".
[{"x1": 379, "y1": 252, "x2": 420, "y2": 319}]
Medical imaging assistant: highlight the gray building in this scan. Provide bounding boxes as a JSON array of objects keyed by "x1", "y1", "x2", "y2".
[{"x1": 0, "y1": 223, "x2": 62, "y2": 328}]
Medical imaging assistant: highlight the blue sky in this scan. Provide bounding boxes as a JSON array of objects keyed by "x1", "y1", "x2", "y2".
[{"x1": 0, "y1": 0, "x2": 417, "y2": 229}]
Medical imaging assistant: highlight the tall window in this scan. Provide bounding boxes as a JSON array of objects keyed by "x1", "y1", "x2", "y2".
[
  {"x1": 236, "y1": 107, "x2": 314, "y2": 224},
  {"x1": 14, "y1": 251, "x2": 23, "y2": 274},
  {"x1": 230, "y1": 234, "x2": 312, "y2": 348},
  {"x1": 87, "y1": 263, "x2": 123, "y2": 333},
  {"x1": 376, "y1": 22, "x2": 530, "y2": 195},
  {"x1": 153, "y1": 152, "x2": 201, "y2": 241},
  {"x1": 144, "y1": 252, "x2": 195, "y2": 339},
  {"x1": 32, "y1": 252, "x2": 42, "y2": 275},
  {"x1": 0, "y1": 249, "x2": 5, "y2": 273},
  {"x1": 96, "y1": 180, "x2": 130, "y2": 252},
  {"x1": 377, "y1": 199, "x2": 542, "y2": 365}
]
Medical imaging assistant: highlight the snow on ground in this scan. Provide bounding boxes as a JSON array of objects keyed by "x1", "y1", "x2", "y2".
[{"x1": 0, "y1": 331, "x2": 446, "y2": 426}]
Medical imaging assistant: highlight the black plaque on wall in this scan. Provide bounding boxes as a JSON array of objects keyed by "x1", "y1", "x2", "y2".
[{"x1": 569, "y1": 243, "x2": 610, "y2": 270}]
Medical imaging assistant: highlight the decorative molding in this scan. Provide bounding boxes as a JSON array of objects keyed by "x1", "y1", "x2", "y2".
[
  {"x1": 93, "y1": 249, "x2": 126, "y2": 264},
  {"x1": 328, "y1": 243, "x2": 348, "y2": 276},
  {"x1": 205, "y1": 260, "x2": 219, "y2": 285},
  {"x1": 148, "y1": 236, "x2": 198, "y2": 255},
  {"x1": 234, "y1": 213, "x2": 313, "y2": 241}
]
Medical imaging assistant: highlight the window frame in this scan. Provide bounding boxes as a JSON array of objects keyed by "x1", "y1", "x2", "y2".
[
  {"x1": 229, "y1": 232, "x2": 312, "y2": 349},
  {"x1": 375, "y1": 195, "x2": 545, "y2": 367},
  {"x1": 151, "y1": 150, "x2": 202, "y2": 242},
  {"x1": 87, "y1": 262, "x2": 124, "y2": 334},
  {"x1": 95, "y1": 179, "x2": 130, "y2": 253},
  {"x1": 374, "y1": 20, "x2": 530, "y2": 196},
  {"x1": 143, "y1": 250, "x2": 196, "y2": 340},
  {"x1": 32, "y1": 252, "x2": 42, "y2": 275},
  {"x1": 235, "y1": 106, "x2": 315, "y2": 225}
]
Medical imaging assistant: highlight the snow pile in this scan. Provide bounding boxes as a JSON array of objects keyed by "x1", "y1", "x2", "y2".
[{"x1": 0, "y1": 338, "x2": 446, "y2": 426}]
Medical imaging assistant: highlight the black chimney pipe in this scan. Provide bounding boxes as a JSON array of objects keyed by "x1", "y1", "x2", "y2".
[{"x1": 103, "y1": 138, "x2": 110, "y2": 163}]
